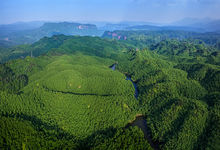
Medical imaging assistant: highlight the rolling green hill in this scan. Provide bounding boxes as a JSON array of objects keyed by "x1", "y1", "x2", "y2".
[
  {"x1": 0, "y1": 53, "x2": 142, "y2": 149},
  {"x1": 0, "y1": 35, "x2": 129, "y2": 63}
]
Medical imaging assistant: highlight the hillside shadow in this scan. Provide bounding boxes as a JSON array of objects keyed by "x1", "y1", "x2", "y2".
[
  {"x1": 2, "y1": 112, "x2": 76, "y2": 141},
  {"x1": 79, "y1": 126, "x2": 117, "y2": 150}
]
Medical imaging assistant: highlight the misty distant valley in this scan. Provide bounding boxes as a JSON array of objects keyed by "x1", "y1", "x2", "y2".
[{"x1": 0, "y1": 0, "x2": 220, "y2": 150}]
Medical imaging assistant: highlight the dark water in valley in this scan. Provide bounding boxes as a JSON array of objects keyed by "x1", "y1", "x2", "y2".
[
  {"x1": 110, "y1": 64, "x2": 159, "y2": 150},
  {"x1": 126, "y1": 76, "x2": 138, "y2": 98},
  {"x1": 110, "y1": 64, "x2": 138, "y2": 99},
  {"x1": 126, "y1": 115, "x2": 160, "y2": 150}
]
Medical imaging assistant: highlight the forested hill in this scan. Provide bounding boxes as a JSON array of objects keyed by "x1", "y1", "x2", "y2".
[
  {"x1": 2, "y1": 33, "x2": 219, "y2": 65},
  {"x1": 102, "y1": 30, "x2": 220, "y2": 49},
  {"x1": 102, "y1": 30, "x2": 220, "y2": 65},
  {"x1": 0, "y1": 33, "x2": 219, "y2": 149},
  {"x1": 150, "y1": 40, "x2": 217, "y2": 56},
  {"x1": 0, "y1": 35, "x2": 128, "y2": 62}
]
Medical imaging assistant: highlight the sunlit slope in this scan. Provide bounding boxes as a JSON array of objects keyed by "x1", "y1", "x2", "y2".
[
  {"x1": 0, "y1": 54, "x2": 138, "y2": 139},
  {"x1": 28, "y1": 55, "x2": 133, "y2": 95}
]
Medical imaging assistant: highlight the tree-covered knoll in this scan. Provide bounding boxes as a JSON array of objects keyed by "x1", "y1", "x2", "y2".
[{"x1": 0, "y1": 53, "x2": 141, "y2": 149}]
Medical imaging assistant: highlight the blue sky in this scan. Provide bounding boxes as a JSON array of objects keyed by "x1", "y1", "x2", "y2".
[{"x1": 0, "y1": 0, "x2": 220, "y2": 24}]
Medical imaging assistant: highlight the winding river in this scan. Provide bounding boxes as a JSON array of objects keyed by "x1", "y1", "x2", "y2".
[
  {"x1": 110, "y1": 64, "x2": 138, "y2": 99},
  {"x1": 110, "y1": 64, "x2": 159, "y2": 150}
]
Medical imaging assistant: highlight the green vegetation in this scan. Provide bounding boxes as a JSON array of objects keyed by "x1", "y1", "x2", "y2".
[
  {"x1": 0, "y1": 52, "x2": 139, "y2": 149},
  {"x1": 0, "y1": 33, "x2": 219, "y2": 149},
  {"x1": 102, "y1": 30, "x2": 220, "y2": 49},
  {"x1": 0, "y1": 35, "x2": 128, "y2": 63},
  {"x1": 0, "y1": 64, "x2": 28, "y2": 93},
  {"x1": 117, "y1": 47, "x2": 219, "y2": 150},
  {"x1": 92, "y1": 127, "x2": 152, "y2": 150}
]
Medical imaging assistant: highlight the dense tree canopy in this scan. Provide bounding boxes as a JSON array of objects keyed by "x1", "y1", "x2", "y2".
[{"x1": 0, "y1": 32, "x2": 219, "y2": 149}]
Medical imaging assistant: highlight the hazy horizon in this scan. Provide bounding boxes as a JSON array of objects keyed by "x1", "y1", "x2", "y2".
[{"x1": 1, "y1": 0, "x2": 220, "y2": 25}]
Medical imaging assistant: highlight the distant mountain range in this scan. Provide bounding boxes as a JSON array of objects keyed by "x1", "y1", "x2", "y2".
[
  {"x1": 0, "y1": 21, "x2": 45, "y2": 35},
  {"x1": 0, "y1": 18, "x2": 220, "y2": 47},
  {"x1": 0, "y1": 22, "x2": 103, "y2": 46},
  {"x1": 39, "y1": 22, "x2": 98, "y2": 35},
  {"x1": 97, "y1": 21, "x2": 162, "y2": 31},
  {"x1": 97, "y1": 18, "x2": 220, "y2": 32},
  {"x1": 171, "y1": 18, "x2": 220, "y2": 32},
  {"x1": 125, "y1": 25, "x2": 203, "y2": 32}
]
